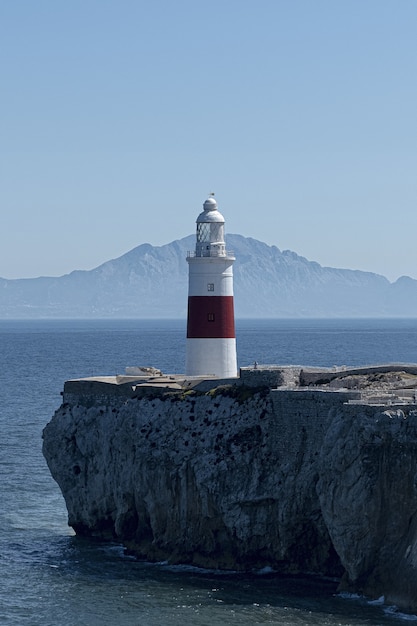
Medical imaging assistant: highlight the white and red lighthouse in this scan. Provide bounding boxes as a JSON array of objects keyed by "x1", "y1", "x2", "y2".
[{"x1": 185, "y1": 195, "x2": 237, "y2": 378}]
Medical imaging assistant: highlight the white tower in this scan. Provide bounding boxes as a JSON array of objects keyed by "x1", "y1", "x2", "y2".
[{"x1": 185, "y1": 195, "x2": 238, "y2": 378}]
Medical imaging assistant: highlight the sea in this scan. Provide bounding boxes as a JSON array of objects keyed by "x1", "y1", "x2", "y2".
[{"x1": 2, "y1": 317, "x2": 417, "y2": 626}]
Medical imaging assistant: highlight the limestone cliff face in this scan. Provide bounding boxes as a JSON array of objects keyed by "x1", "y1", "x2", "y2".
[
  {"x1": 317, "y1": 405, "x2": 417, "y2": 610},
  {"x1": 43, "y1": 385, "x2": 417, "y2": 611}
]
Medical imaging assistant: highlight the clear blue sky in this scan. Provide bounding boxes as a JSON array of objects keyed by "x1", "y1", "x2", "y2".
[{"x1": 1, "y1": 0, "x2": 416, "y2": 281}]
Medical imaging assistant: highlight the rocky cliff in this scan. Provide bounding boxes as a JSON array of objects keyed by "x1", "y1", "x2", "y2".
[{"x1": 43, "y1": 370, "x2": 417, "y2": 612}]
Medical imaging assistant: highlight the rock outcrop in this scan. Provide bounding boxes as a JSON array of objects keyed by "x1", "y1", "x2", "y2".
[{"x1": 43, "y1": 369, "x2": 417, "y2": 612}]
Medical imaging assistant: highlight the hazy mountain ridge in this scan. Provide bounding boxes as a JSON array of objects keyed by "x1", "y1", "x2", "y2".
[{"x1": 1, "y1": 234, "x2": 416, "y2": 318}]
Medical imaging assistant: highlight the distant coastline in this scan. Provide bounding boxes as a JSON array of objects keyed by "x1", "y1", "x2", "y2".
[{"x1": 1, "y1": 234, "x2": 417, "y2": 318}]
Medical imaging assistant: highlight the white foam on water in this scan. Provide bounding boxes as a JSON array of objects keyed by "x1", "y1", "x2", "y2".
[{"x1": 384, "y1": 605, "x2": 417, "y2": 621}]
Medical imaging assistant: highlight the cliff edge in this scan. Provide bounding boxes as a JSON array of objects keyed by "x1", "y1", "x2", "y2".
[{"x1": 43, "y1": 365, "x2": 417, "y2": 612}]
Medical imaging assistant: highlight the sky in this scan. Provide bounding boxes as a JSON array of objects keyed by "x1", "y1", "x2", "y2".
[{"x1": 0, "y1": 0, "x2": 416, "y2": 281}]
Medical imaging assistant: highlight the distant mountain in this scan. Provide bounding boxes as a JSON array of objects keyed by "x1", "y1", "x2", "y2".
[{"x1": 1, "y1": 234, "x2": 417, "y2": 318}]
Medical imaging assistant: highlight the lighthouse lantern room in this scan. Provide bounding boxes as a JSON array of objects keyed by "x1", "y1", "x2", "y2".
[{"x1": 185, "y1": 195, "x2": 238, "y2": 378}]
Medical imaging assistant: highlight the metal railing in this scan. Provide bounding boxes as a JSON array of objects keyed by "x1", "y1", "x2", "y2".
[{"x1": 187, "y1": 249, "x2": 234, "y2": 258}]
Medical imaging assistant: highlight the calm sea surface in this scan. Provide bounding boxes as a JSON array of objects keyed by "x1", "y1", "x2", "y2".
[{"x1": 1, "y1": 318, "x2": 417, "y2": 625}]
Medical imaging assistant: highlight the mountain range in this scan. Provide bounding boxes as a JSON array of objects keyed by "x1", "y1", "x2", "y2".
[{"x1": 1, "y1": 234, "x2": 417, "y2": 318}]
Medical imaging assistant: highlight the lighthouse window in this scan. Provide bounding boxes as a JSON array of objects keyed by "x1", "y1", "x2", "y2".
[
  {"x1": 207, "y1": 283, "x2": 214, "y2": 291},
  {"x1": 211, "y1": 223, "x2": 224, "y2": 241},
  {"x1": 208, "y1": 313, "x2": 215, "y2": 322},
  {"x1": 197, "y1": 223, "x2": 211, "y2": 242},
  {"x1": 197, "y1": 222, "x2": 224, "y2": 243}
]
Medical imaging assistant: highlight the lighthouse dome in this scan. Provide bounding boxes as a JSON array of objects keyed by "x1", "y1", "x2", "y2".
[
  {"x1": 197, "y1": 196, "x2": 225, "y2": 223},
  {"x1": 203, "y1": 197, "x2": 218, "y2": 211}
]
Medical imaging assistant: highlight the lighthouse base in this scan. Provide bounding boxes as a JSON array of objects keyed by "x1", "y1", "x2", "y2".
[{"x1": 185, "y1": 338, "x2": 238, "y2": 378}]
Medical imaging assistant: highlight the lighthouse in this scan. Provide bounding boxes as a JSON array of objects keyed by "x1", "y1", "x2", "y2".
[{"x1": 185, "y1": 195, "x2": 238, "y2": 378}]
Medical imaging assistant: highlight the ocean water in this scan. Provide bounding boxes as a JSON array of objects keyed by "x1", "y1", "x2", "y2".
[{"x1": 1, "y1": 317, "x2": 417, "y2": 625}]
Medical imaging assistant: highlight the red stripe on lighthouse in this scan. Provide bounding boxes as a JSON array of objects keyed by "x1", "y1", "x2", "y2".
[{"x1": 187, "y1": 296, "x2": 235, "y2": 338}]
